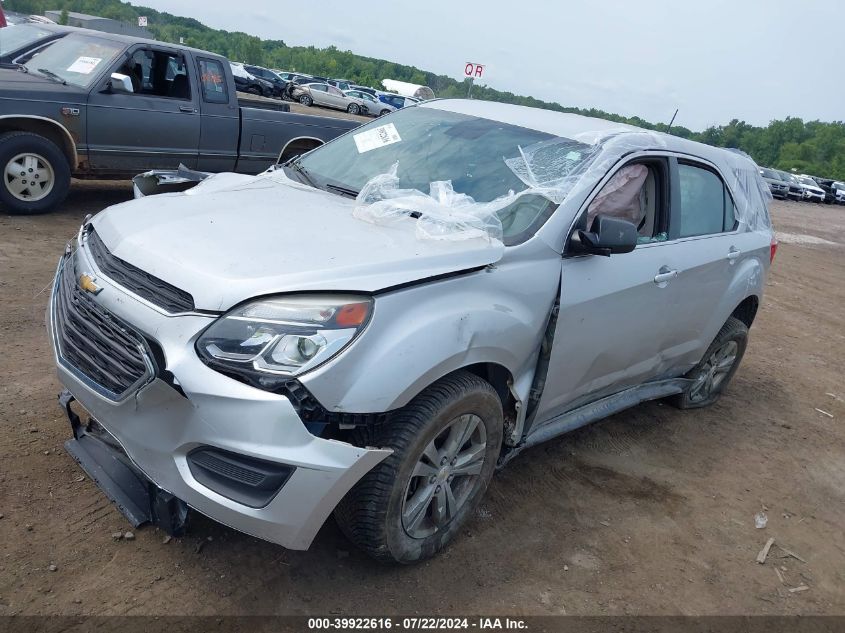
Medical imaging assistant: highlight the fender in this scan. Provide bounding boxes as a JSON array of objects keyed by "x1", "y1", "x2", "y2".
[
  {"x1": 300, "y1": 250, "x2": 562, "y2": 414},
  {"x1": 0, "y1": 114, "x2": 79, "y2": 168}
]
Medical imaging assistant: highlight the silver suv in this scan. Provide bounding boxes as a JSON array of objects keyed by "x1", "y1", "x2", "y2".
[{"x1": 49, "y1": 100, "x2": 775, "y2": 563}]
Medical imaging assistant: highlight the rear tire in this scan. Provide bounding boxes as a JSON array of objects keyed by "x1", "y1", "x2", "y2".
[
  {"x1": 299, "y1": 95, "x2": 313, "y2": 106},
  {"x1": 335, "y1": 371, "x2": 503, "y2": 564},
  {"x1": 347, "y1": 103, "x2": 360, "y2": 115},
  {"x1": 0, "y1": 131, "x2": 70, "y2": 215},
  {"x1": 670, "y1": 316, "x2": 748, "y2": 409}
]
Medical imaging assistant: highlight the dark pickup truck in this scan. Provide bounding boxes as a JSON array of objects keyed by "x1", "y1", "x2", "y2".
[{"x1": 0, "y1": 28, "x2": 359, "y2": 214}]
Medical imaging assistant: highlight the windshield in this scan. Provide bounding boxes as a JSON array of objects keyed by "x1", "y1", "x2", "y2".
[
  {"x1": 295, "y1": 106, "x2": 598, "y2": 243},
  {"x1": 299, "y1": 106, "x2": 564, "y2": 202},
  {"x1": 798, "y1": 176, "x2": 817, "y2": 186},
  {"x1": 760, "y1": 168, "x2": 778, "y2": 179},
  {"x1": 0, "y1": 24, "x2": 55, "y2": 56},
  {"x1": 22, "y1": 33, "x2": 123, "y2": 87}
]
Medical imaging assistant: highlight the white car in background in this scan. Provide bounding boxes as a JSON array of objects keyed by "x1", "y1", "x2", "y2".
[
  {"x1": 344, "y1": 89, "x2": 395, "y2": 117},
  {"x1": 796, "y1": 175, "x2": 825, "y2": 202},
  {"x1": 833, "y1": 181, "x2": 845, "y2": 204}
]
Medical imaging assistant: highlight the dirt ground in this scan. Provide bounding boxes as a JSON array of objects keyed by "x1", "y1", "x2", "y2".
[{"x1": 0, "y1": 186, "x2": 843, "y2": 616}]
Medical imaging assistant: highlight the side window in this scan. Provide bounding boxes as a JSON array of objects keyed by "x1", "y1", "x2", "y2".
[
  {"x1": 117, "y1": 49, "x2": 191, "y2": 100},
  {"x1": 197, "y1": 58, "x2": 228, "y2": 104},
  {"x1": 586, "y1": 161, "x2": 667, "y2": 244},
  {"x1": 677, "y1": 163, "x2": 734, "y2": 238}
]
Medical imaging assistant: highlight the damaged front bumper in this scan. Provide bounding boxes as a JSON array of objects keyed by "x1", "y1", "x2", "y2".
[
  {"x1": 49, "y1": 245, "x2": 391, "y2": 550},
  {"x1": 132, "y1": 165, "x2": 211, "y2": 198}
]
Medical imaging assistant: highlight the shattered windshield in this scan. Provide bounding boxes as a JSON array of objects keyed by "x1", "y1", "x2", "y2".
[
  {"x1": 296, "y1": 106, "x2": 592, "y2": 202},
  {"x1": 294, "y1": 106, "x2": 600, "y2": 243}
]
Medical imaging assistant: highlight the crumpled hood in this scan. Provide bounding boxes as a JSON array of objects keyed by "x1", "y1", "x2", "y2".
[{"x1": 92, "y1": 173, "x2": 504, "y2": 311}]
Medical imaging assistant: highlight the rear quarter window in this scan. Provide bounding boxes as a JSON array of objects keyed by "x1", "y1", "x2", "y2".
[{"x1": 197, "y1": 58, "x2": 228, "y2": 104}]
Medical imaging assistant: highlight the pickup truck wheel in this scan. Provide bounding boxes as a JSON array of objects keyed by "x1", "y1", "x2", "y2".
[
  {"x1": 299, "y1": 95, "x2": 313, "y2": 106},
  {"x1": 0, "y1": 132, "x2": 70, "y2": 215},
  {"x1": 670, "y1": 317, "x2": 748, "y2": 409},
  {"x1": 334, "y1": 371, "x2": 503, "y2": 563},
  {"x1": 347, "y1": 103, "x2": 360, "y2": 115}
]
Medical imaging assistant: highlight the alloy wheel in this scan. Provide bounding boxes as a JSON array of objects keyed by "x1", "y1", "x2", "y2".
[
  {"x1": 401, "y1": 413, "x2": 487, "y2": 538},
  {"x1": 689, "y1": 340, "x2": 738, "y2": 403}
]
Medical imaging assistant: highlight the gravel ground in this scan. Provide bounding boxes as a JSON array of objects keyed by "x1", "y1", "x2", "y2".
[{"x1": 0, "y1": 190, "x2": 843, "y2": 616}]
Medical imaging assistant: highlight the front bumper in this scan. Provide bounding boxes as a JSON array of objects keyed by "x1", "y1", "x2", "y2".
[
  {"x1": 48, "y1": 241, "x2": 390, "y2": 550},
  {"x1": 803, "y1": 191, "x2": 824, "y2": 201}
]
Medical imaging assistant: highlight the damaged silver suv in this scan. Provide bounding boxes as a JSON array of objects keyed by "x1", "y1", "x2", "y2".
[{"x1": 49, "y1": 100, "x2": 776, "y2": 563}]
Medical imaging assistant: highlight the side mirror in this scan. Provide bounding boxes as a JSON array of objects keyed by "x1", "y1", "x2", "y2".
[
  {"x1": 572, "y1": 215, "x2": 638, "y2": 256},
  {"x1": 108, "y1": 72, "x2": 134, "y2": 93}
]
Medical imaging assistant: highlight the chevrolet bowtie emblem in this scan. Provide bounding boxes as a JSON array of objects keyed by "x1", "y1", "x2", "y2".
[{"x1": 79, "y1": 273, "x2": 103, "y2": 295}]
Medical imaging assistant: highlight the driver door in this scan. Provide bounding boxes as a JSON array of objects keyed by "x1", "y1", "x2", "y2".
[
  {"x1": 86, "y1": 45, "x2": 201, "y2": 172},
  {"x1": 530, "y1": 157, "x2": 677, "y2": 423}
]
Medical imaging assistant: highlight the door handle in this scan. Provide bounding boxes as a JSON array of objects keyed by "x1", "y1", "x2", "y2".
[
  {"x1": 726, "y1": 247, "x2": 741, "y2": 261},
  {"x1": 653, "y1": 267, "x2": 679, "y2": 284},
  {"x1": 179, "y1": 105, "x2": 196, "y2": 113}
]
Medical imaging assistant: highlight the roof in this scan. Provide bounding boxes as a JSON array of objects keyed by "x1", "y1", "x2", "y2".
[{"x1": 424, "y1": 99, "x2": 758, "y2": 173}]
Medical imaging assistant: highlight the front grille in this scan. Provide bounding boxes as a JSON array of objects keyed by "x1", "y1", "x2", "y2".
[
  {"x1": 53, "y1": 254, "x2": 152, "y2": 399},
  {"x1": 86, "y1": 229, "x2": 195, "y2": 313}
]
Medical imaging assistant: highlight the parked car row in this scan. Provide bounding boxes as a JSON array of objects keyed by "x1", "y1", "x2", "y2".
[
  {"x1": 234, "y1": 64, "x2": 426, "y2": 117},
  {"x1": 758, "y1": 167, "x2": 842, "y2": 204}
]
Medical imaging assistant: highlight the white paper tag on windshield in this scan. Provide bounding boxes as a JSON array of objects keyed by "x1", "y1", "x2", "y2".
[
  {"x1": 66, "y1": 56, "x2": 102, "y2": 74},
  {"x1": 353, "y1": 123, "x2": 401, "y2": 154}
]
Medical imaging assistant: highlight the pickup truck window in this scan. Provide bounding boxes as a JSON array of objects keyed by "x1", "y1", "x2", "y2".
[
  {"x1": 21, "y1": 33, "x2": 123, "y2": 88},
  {"x1": 197, "y1": 58, "x2": 228, "y2": 104},
  {"x1": 117, "y1": 49, "x2": 191, "y2": 100}
]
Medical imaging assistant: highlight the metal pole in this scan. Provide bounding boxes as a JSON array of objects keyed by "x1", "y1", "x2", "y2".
[{"x1": 467, "y1": 77, "x2": 474, "y2": 99}]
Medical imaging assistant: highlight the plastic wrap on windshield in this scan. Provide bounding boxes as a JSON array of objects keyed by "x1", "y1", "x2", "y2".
[{"x1": 354, "y1": 163, "x2": 507, "y2": 241}]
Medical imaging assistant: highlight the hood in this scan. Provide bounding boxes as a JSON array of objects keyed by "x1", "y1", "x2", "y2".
[
  {"x1": 92, "y1": 172, "x2": 504, "y2": 311},
  {"x1": 0, "y1": 68, "x2": 86, "y2": 100}
]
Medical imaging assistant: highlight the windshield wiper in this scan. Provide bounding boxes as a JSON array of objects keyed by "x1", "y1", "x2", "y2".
[
  {"x1": 325, "y1": 183, "x2": 360, "y2": 199},
  {"x1": 285, "y1": 157, "x2": 319, "y2": 190},
  {"x1": 36, "y1": 68, "x2": 67, "y2": 85}
]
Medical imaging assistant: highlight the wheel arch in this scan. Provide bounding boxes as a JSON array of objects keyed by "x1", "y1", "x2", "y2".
[
  {"x1": 0, "y1": 115, "x2": 78, "y2": 169},
  {"x1": 731, "y1": 294, "x2": 759, "y2": 328},
  {"x1": 277, "y1": 136, "x2": 323, "y2": 163}
]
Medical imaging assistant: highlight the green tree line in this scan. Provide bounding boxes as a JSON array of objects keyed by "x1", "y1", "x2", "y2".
[{"x1": 7, "y1": 0, "x2": 845, "y2": 179}]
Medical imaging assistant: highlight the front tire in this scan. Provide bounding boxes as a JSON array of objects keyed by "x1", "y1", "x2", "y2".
[
  {"x1": 670, "y1": 316, "x2": 748, "y2": 409},
  {"x1": 335, "y1": 371, "x2": 503, "y2": 563},
  {"x1": 0, "y1": 131, "x2": 71, "y2": 215}
]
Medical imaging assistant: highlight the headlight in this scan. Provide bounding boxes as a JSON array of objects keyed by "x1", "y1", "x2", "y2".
[{"x1": 197, "y1": 295, "x2": 372, "y2": 389}]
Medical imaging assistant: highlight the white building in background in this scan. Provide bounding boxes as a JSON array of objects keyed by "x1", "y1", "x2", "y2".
[{"x1": 381, "y1": 79, "x2": 435, "y2": 100}]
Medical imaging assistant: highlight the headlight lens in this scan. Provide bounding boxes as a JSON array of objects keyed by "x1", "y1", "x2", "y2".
[{"x1": 197, "y1": 295, "x2": 372, "y2": 387}]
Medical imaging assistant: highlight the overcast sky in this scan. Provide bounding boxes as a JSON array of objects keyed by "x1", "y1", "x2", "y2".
[{"x1": 138, "y1": 0, "x2": 842, "y2": 131}]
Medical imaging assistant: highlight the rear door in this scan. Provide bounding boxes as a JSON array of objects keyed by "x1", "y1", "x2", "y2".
[
  {"x1": 326, "y1": 85, "x2": 347, "y2": 109},
  {"x1": 194, "y1": 56, "x2": 239, "y2": 172},
  {"x1": 656, "y1": 158, "x2": 751, "y2": 371},
  {"x1": 86, "y1": 44, "x2": 201, "y2": 172}
]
